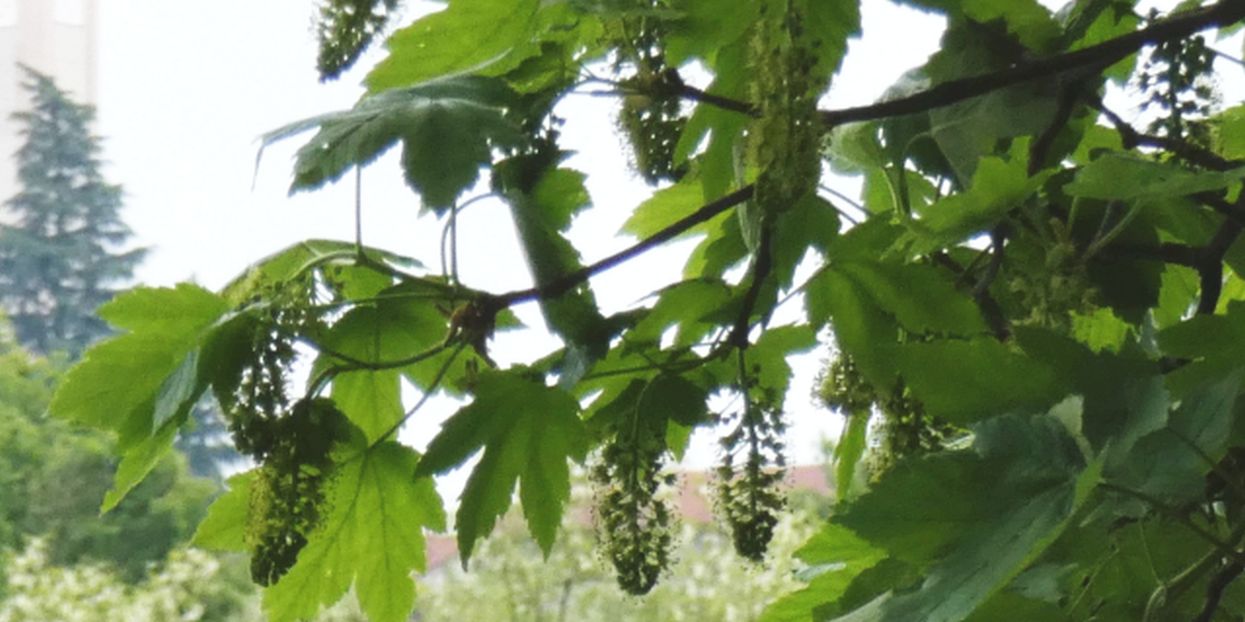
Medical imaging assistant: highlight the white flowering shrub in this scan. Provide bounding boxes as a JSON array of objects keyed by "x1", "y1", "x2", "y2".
[
  {"x1": 0, "y1": 540, "x2": 259, "y2": 622},
  {"x1": 418, "y1": 506, "x2": 818, "y2": 622}
]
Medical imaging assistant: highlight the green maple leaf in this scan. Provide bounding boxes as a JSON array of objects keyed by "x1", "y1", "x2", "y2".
[
  {"x1": 264, "y1": 441, "x2": 445, "y2": 622},
  {"x1": 50, "y1": 284, "x2": 230, "y2": 510},
  {"x1": 316, "y1": 302, "x2": 446, "y2": 441},
  {"x1": 365, "y1": 0, "x2": 541, "y2": 93},
  {"x1": 759, "y1": 524, "x2": 885, "y2": 622},
  {"x1": 261, "y1": 76, "x2": 521, "y2": 212},
  {"x1": 192, "y1": 471, "x2": 255, "y2": 552},
  {"x1": 417, "y1": 370, "x2": 587, "y2": 563},
  {"x1": 221, "y1": 239, "x2": 421, "y2": 305},
  {"x1": 1065, "y1": 153, "x2": 1245, "y2": 202},
  {"x1": 831, "y1": 413, "x2": 1097, "y2": 622}
]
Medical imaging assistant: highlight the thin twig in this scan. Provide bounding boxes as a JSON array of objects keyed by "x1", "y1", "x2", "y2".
[
  {"x1": 1210, "y1": 46, "x2": 1245, "y2": 68},
  {"x1": 677, "y1": 83, "x2": 756, "y2": 117},
  {"x1": 1195, "y1": 193, "x2": 1245, "y2": 228},
  {"x1": 1197, "y1": 218, "x2": 1242, "y2": 314},
  {"x1": 306, "y1": 339, "x2": 450, "y2": 373},
  {"x1": 1103, "y1": 242, "x2": 1201, "y2": 267},
  {"x1": 1100, "y1": 482, "x2": 1245, "y2": 564},
  {"x1": 1165, "y1": 427, "x2": 1245, "y2": 505},
  {"x1": 1085, "y1": 203, "x2": 1143, "y2": 260},
  {"x1": 439, "y1": 193, "x2": 495, "y2": 286},
  {"x1": 973, "y1": 228, "x2": 1006, "y2": 300},
  {"x1": 1029, "y1": 81, "x2": 1087, "y2": 175},
  {"x1": 817, "y1": 184, "x2": 864, "y2": 224},
  {"x1": 371, "y1": 342, "x2": 468, "y2": 448},
  {"x1": 1194, "y1": 559, "x2": 1245, "y2": 622}
]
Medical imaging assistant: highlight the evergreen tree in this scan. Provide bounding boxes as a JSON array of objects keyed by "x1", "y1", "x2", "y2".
[{"x1": 0, "y1": 65, "x2": 144, "y2": 356}]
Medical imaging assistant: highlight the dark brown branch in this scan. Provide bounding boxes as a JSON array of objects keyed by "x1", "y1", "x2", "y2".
[
  {"x1": 729, "y1": 224, "x2": 774, "y2": 349},
  {"x1": 1088, "y1": 96, "x2": 1245, "y2": 315},
  {"x1": 930, "y1": 251, "x2": 1010, "y2": 340},
  {"x1": 1193, "y1": 560, "x2": 1244, "y2": 622},
  {"x1": 1196, "y1": 193, "x2": 1245, "y2": 228},
  {"x1": 820, "y1": 0, "x2": 1245, "y2": 128},
  {"x1": 1196, "y1": 217, "x2": 1243, "y2": 315},
  {"x1": 581, "y1": 72, "x2": 758, "y2": 118},
  {"x1": 1093, "y1": 100, "x2": 1239, "y2": 171},
  {"x1": 973, "y1": 228, "x2": 1007, "y2": 300},
  {"x1": 677, "y1": 84, "x2": 757, "y2": 117},
  {"x1": 496, "y1": 185, "x2": 755, "y2": 306},
  {"x1": 1029, "y1": 81, "x2": 1087, "y2": 175},
  {"x1": 1106, "y1": 203, "x2": 1244, "y2": 315}
]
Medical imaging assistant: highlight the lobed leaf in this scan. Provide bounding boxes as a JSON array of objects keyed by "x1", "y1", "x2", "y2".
[
  {"x1": 50, "y1": 284, "x2": 230, "y2": 509},
  {"x1": 832, "y1": 413, "x2": 1095, "y2": 622},
  {"x1": 417, "y1": 371, "x2": 586, "y2": 562},
  {"x1": 365, "y1": 0, "x2": 541, "y2": 93},
  {"x1": 261, "y1": 76, "x2": 521, "y2": 212},
  {"x1": 193, "y1": 471, "x2": 256, "y2": 552},
  {"x1": 264, "y1": 442, "x2": 444, "y2": 622},
  {"x1": 1065, "y1": 153, "x2": 1245, "y2": 202}
]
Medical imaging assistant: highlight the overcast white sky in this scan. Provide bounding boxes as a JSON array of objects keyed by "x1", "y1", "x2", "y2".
[{"x1": 88, "y1": 1, "x2": 1238, "y2": 473}]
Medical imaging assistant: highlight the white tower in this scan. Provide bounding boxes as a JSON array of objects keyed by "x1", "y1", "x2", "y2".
[{"x1": 0, "y1": 0, "x2": 99, "y2": 199}]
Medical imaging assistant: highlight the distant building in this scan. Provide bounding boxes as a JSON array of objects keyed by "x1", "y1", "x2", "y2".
[{"x1": 0, "y1": 0, "x2": 99, "y2": 198}]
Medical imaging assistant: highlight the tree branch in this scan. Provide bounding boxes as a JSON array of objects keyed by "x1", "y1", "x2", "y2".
[
  {"x1": 1196, "y1": 193, "x2": 1245, "y2": 228},
  {"x1": 973, "y1": 228, "x2": 1007, "y2": 301},
  {"x1": 931, "y1": 251, "x2": 1009, "y2": 340},
  {"x1": 1092, "y1": 100, "x2": 1238, "y2": 172},
  {"x1": 820, "y1": 1, "x2": 1245, "y2": 128},
  {"x1": 496, "y1": 185, "x2": 755, "y2": 306},
  {"x1": 1193, "y1": 559, "x2": 1244, "y2": 622},
  {"x1": 1196, "y1": 214, "x2": 1243, "y2": 315},
  {"x1": 1029, "y1": 80, "x2": 1089, "y2": 175},
  {"x1": 676, "y1": 83, "x2": 756, "y2": 117},
  {"x1": 728, "y1": 224, "x2": 774, "y2": 349}
]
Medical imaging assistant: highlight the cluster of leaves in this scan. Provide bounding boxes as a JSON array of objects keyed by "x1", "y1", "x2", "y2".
[
  {"x1": 48, "y1": 0, "x2": 1245, "y2": 621},
  {"x1": 0, "y1": 320, "x2": 217, "y2": 585}
]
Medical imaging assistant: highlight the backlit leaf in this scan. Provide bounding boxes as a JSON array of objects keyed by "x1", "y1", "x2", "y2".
[
  {"x1": 264, "y1": 442, "x2": 444, "y2": 622},
  {"x1": 417, "y1": 371, "x2": 586, "y2": 561}
]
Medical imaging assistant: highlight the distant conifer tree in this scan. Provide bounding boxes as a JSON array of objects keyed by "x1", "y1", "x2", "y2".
[{"x1": 0, "y1": 66, "x2": 144, "y2": 356}]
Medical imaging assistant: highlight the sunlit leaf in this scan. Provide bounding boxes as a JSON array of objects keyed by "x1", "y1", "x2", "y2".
[
  {"x1": 417, "y1": 371, "x2": 586, "y2": 561},
  {"x1": 264, "y1": 442, "x2": 444, "y2": 622}
]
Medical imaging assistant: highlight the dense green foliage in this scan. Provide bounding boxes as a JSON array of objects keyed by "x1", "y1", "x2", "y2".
[
  {"x1": 0, "y1": 67, "x2": 144, "y2": 356},
  {"x1": 0, "y1": 323, "x2": 214, "y2": 582},
  {"x1": 50, "y1": 1, "x2": 1245, "y2": 620}
]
